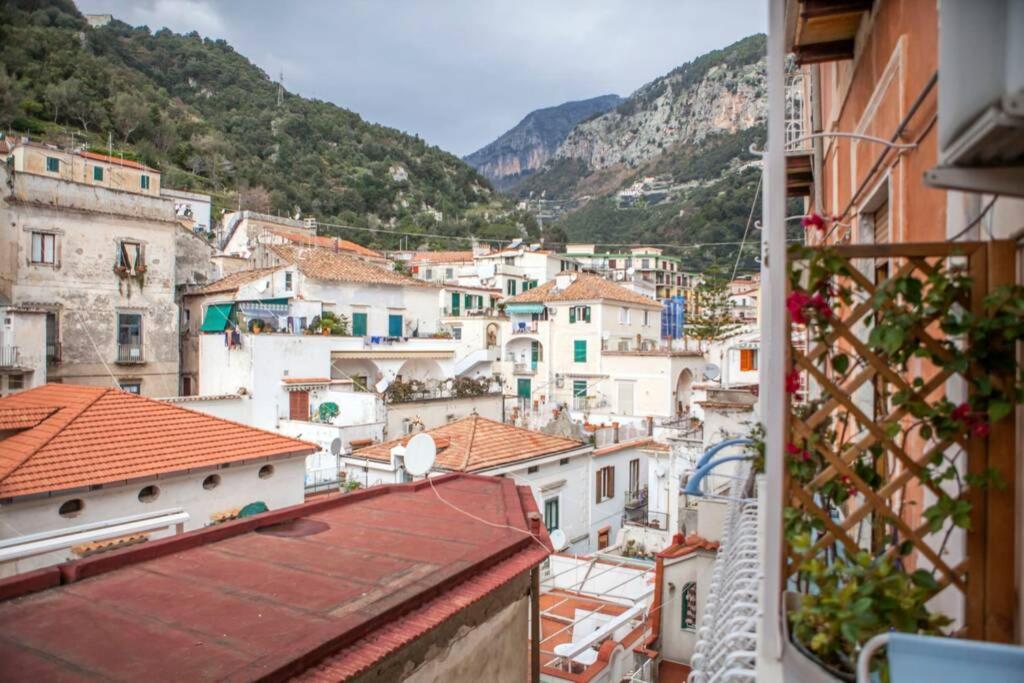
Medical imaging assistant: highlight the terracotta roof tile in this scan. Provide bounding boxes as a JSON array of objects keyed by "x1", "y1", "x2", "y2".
[
  {"x1": 188, "y1": 266, "x2": 283, "y2": 296},
  {"x1": 354, "y1": 415, "x2": 586, "y2": 472},
  {"x1": 0, "y1": 407, "x2": 58, "y2": 431},
  {"x1": 269, "y1": 244, "x2": 437, "y2": 288},
  {"x1": 505, "y1": 272, "x2": 661, "y2": 307},
  {"x1": 0, "y1": 384, "x2": 317, "y2": 498},
  {"x1": 408, "y1": 250, "x2": 475, "y2": 265},
  {"x1": 79, "y1": 150, "x2": 156, "y2": 173},
  {"x1": 266, "y1": 228, "x2": 383, "y2": 259}
]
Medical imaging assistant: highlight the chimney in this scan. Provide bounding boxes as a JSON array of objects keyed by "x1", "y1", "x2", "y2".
[{"x1": 555, "y1": 274, "x2": 572, "y2": 291}]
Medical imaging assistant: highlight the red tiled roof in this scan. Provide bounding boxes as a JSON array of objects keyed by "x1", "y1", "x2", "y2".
[
  {"x1": 0, "y1": 407, "x2": 57, "y2": 431},
  {"x1": 269, "y1": 244, "x2": 437, "y2": 288},
  {"x1": 408, "y1": 250, "x2": 475, "y2": 265},
  {"x1": 0, "y1": 384, "x2": 317, "y2": 498},
  {"x1": 79, "y1": 150, "x2": 156, "y2": 172},
  {"x1": 0, "y1": 474, "x2": 550, "y2": 680},
  {"x1": 266, "y1": 228, "x2": 383, "y2": 259},
  {"x1": 354, "y1": 415, "x2": 587, "y2": 472},
  {"x1": 505, "y1": 272, "x2": 661, "y2": 307},
  {"x1": 187, "y1": 266, "x2": 282, "y2": 296}
]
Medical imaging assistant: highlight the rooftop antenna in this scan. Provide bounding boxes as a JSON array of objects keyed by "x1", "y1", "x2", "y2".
[{"x1": 403, "y1": 433, "x2": 436, "y2": 477}]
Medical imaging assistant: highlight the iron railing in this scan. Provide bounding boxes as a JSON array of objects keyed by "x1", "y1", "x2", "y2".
[
  {"x1": 512, "y1": 363, "x2": 536, "y2": 375},
  {"x1": 0, "y1": 345, "x2": 19, "y2": 368},
  {"x1": 510, "y1": 320, "x2": 538, "y2": 334},
  {"x1": 116, "y1": 343, "x2": 144, "y2": 363},
  {"x1": 46, "y1": 341, "x2": 61, "y2": 364}
]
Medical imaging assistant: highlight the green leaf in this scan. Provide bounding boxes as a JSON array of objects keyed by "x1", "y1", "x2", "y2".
[
  {"x1": 833, "y1": 353, "x2": 850, "y2": 374},
  {"x1": 988, "y1": 399, "x2": 1012, "y2": 423},
  {"x1": 910, "y1": 569, "x2": 939, "y2": 591},
  {"x1": 883, "y1": 421, "x2": 901, "y2": 439},
  {"x1": 899, "y1": 540, "x2": 915, "y2": 556}
]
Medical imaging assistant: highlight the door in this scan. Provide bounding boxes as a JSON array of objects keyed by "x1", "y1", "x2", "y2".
[
  {"x1": 451, "y1": 292, "x2": 460, "y2": 316},
  {"x1": 517, "y1": 378, "x2": 531, "y2": 399},
  {"x1": 352, "y1": 312, "x2": 367, "y2": 337},
  {"x1": 388, "y1": 314, "x2": 403, "y2": 337},
  {"x1": 598, "y1": 527, "x2": 610, "y2": 550},
  {"x1": 618, "y1": 381, "x2": 634, "y2": 415},
  {"x1": 289, "y1": 390, "x2": 309, "y2": 420},
  {"x1": 530, "y1": 340, "x2": 540, "y2": 369}
]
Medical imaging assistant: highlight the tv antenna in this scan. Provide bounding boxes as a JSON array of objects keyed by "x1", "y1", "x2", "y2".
[{"x1": 403, "y1": 433, "x2": 436, "y2": 477}]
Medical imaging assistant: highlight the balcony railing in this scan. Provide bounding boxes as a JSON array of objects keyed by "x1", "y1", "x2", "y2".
[
  {"x1": 442, "y1": 306, "x2": 501, "y2": 318},
  {"x1": 624, "y1": 488, "x2": 647, "y2": 510},
  {"x1": 116, "y1": 343, "x2": 144, "y2": 363},
  {"x1": 0, "y1": 345, "x2": 18, "y2": 368},
  {"x1": 46, "y1": 341, "x2": 61, "y2": 364},
  {"x1": 510, "y1": 320, "x2": 538, "y2": 335},
  {"x1": 512, "y1": 362, "x2": 536, "y2": 375},
  {"x1": 785, "y1": 70, "x2": 811, "y2": 153}
]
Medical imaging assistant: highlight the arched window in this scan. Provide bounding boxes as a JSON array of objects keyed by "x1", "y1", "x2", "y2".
[{"x1": 681, "y1": 582, "x2": 697, "y2": 630}]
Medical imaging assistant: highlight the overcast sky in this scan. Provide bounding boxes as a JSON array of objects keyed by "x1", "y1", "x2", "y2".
[{"x1": 77, "y1": 0, "x2": 765, "y2": 156}]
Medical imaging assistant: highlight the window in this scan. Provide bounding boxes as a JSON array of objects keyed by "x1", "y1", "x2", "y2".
[
  {"x1": 629, "y1": 458, "x2": 640, "y2": 493},
  {"x1": 619, "y1": 307, "x2": 630, "y2": 325},
  {"x1": 568, "y1": 306, "x2": 590, "y2": 323},
  {"x1": 527, "y1": 465, "x2": 539, "y2": 474},
  {"x1": 119, "y1": 381, "x2": 140, "y2": 394},
  {"x1": 117, "y1": 241, "x2": 143, "y2": 273},
  {"x1": 559, "y1": 458, "x2": 570, "y2": 466},
  {"x1": 544, "y1": 497, "x2": 559, "y2": 532},
  {"x1": 138, "y1": 485, "x2": 160, "y2": 503},
  {"x1": 202, "y1": 474, "x2": 221, "y2": 490},
  {"x1": 59, "y1": 499, "x2": 84, "y2": 518},
  {"x1": 641, "y1": 259, "x2": 650, "y2": 269},
  {"x1": 573, "y1": 380, "x2": 587, "y2": 399},
  {"x1": 31, "y1": 232, "x2": 55, "y2": 264},
  {"x1": 388, "y1": 314, "x2": 403, "y2": 337},
  {"x1": 117, "y1": 312, "x2": 142, "y2": 348},
  {"x1": 739, "y1": 348, "x2": 758, "y2": 371},
  {"x1": 8, "y1": 374, "x2": 24, "y2": 391},
  {"x1": 681, "y1": 582, "x2": 697, "y2": 630},
  {"x1": 596, "y1": 466, "x2": 615, "y2": 503},
  {"x1": 452, "y1": 327, "x2": 462, "y2": 340},
  {"x1": 506, "y1": 279, "x2": 517, "y2": 295},
  {"x1": 352, "y1": 312, "x2": 367, "y2": 337},
  {"x1": 46, "y1": 156, "x2": 60, "y2": 173},
  {"x1": 643, "y1": 310, "x2": 650, "y2": 326},
  {"x1": 284, "y1": 272, "x2": 293, "y2": 290},
  {"x1": 424, "y1": 268, "x2": 433, "y2": 279},
  {"x1": 504, "y1": 256, "x2": 515, "y2": 265},
  {"x1": 259, "y1": 464, "x2": 275, "y2": 479},
  {"x1": 353, "y1": 375, "x2": 369, "y2": 392},
  {"x1": 93, "y1": 166, "x2": 103, "y2": 181},
  {"x1": 182, "y1": 376, "x2": 192, "y2": 396},
  {"x1": 445, "y1": 267, "x2": 453, "y2": 279},
  {"x1": 573, "y1": 339, "x2": 587, "y2": 363},
  {"x1": 140, "y1": 174, "x2": 150, "y2": 190},
  {"x1": 289, "y1": 390, "x2": 309, "y2": 420}
]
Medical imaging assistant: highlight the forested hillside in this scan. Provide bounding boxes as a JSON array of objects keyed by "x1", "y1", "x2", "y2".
[{"x1": 0, "y1": 0, "x2": 537, "y2": 249}]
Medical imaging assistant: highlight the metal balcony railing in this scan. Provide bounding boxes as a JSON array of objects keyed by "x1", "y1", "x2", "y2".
[
  {"x1": 624, "y1": 489, "x2": 647, "y2": 510},
  {"x1": 46, "y1": 341, "x2": 61, "y2": 364},
  {"x1": 512, "y1": 363, "x2": 536, "y2": 375},
  {"x1": 785, "y1": 71, "x2": 811, "y2": 153},
  {"x1": 0, "y1": 345, "x2": 19, "y2": 368},
  {"x1": 116, "y1": 343, "x2": 144, "y2": 363},
  {"x1": 510, "y1": 320, "x2": 538, "y2": 335}
]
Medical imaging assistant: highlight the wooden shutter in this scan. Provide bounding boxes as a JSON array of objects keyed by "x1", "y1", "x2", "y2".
[
  {"x1": 609, "y1": 467, "x2": 615, "y2": 499},
  {"x1": 289, "y1": 390, "x2": 309, "y2": 420},
  {"x1": 596, "y1": 470, "x2": 602, "y2": 503},
  {"x1": 740, "y1": 349, "x2": 754, "y2": 371}
]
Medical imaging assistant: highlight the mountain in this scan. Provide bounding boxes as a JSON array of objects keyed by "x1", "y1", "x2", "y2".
[
  {"x1": 463, "y1": 94, "x2": 622, "y2": 191},
  {"x1": 515, "y1": 35, "x2": 773, "y2": 271},
  {"x1": 0, "y1": 0, "x2": 537, "y2": 250}
]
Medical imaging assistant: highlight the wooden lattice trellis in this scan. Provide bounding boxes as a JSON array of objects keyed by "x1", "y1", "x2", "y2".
[{"x1": 784, "y1": 241, "x2": 1017, "y2": 643}]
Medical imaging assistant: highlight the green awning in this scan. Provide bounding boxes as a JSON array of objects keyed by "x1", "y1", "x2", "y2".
[
  {"x1": 506, "y1": 303, "x2": 545, "y2": 314},
  {"x1": 200, "y1": 303, "x2": 234, "y2": 332}
]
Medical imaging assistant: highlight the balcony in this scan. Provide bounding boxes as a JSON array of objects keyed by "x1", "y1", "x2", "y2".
[
  {"x1": 512, "y1": 362, "x2": 536, "y2": 376},
  {"x1": 0, "y1": 345, "x2": 19, "y2": 368},
  {"x1": 624, "y1": 488, "x2": 647, "y2": 511},
  {"x1": 46, "y1": 341, "x2": 61, "y2": 365},
  {"x1": 441, "y1": 306, "x2": 502, "y2": 319},
  {"x1": 115, "y1": 343, "x2": 144, "y2": 364},
  {"x1": 510, "y1": 320, "x2": 538, "y2": 335},
  {"x1": 785, "y1": 70, "x2": 813, "y2": 197}
]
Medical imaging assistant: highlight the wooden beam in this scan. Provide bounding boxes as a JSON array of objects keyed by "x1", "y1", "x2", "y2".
[
  {"x1": 800, "y1": 0, "x2": 873, "y2": 19},
  {"x1": 794, "y1": 39, "x2": 855, "y2": 64}
]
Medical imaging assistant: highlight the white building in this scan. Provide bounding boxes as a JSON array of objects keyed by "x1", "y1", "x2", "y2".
[
  {"x1": 0, "y1": 304, "x2": 48, "y2": 396},
  {"x1": 162, "y1": 188, "x2": 213, "y2": 236},
  {"x1": 0, "y1": 383, "x2": 316, "y2": 578}
]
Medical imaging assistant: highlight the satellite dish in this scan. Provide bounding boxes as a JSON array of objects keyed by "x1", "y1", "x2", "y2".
[
  {"x1": 255, "y1": 280, "x2": 268, "y2": 292},
  {"x1": 404, "y1": 433, "x2": 436, "y2": 476},
  {"x1": 654, "y1": 464, "x2": 667, "y2": 479},
  {"x1": 626, "y1": 267, "x2": 635, "y2": 275},
  {"x1": 703, "y1": 363, "x2": 721, "y2": 381},
  {"x1": 549, "y1": 528, "x2": 568, "y2": 551},
  {"x1": 329, "y1": 438, "x2": 343, "y2": 455}
]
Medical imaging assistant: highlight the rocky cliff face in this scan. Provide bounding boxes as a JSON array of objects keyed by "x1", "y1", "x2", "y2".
[
  {"x1": 555, "y1": 35, "x2": 766, "y2": 172},
  {"x1": 464, "y1": 94, "x2": 622, "y2": 188}
]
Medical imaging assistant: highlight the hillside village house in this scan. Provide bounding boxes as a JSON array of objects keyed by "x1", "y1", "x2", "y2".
[
  {"x1": 0, "y1": 141, "x2": 180, "y2": 396},
  {"x1": 563, "y1": 244, "x2": 698, "y2": 302},
  {"x1": 350, "y1": 416, "x2": 657, "y2": 555},
  {"x1": 502, "y1": 272, "x2": 704, "y2": 426},
  {"x1": 0, "y1": 473, "x2": 552, "y2": 682},
  {"x1": 219, "y1": 209, "x2": 386, "y2": 264},
  {"x1": 0, "y1": 384, "x2": 316, "y2": 578},
  {"x1": 404, "y1": 249, "x2": 477, "y2": 283}
]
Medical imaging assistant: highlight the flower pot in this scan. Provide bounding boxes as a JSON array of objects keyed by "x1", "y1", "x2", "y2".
[
  {"x1": 782, "y1": 591, "x2": 855, "y2": 682},
  {"x1": 322, "y1": 328, "x2": 330, "y2": 336}
]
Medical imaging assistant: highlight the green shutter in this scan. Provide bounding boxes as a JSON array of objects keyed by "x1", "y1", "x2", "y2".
[
  {"x1": 352, "y1": 312, "x2": 367, "y2": 336},
  {"x1": 93, "y1": 166, "x2": 103, "y2": 181},
  {"x1": 573, "y1": 380, "x2": 587, "y2": 397},
  {"x1": 46, "y1": 157, "x2": 59, "y2": 172},
  {"x1": 388, "y1": 314, "x2": 403, "y2": 336},
  {"x1": 141, "y1": 174, "x2": 150, "y2": 189},
  {"x1": 517, "y1": 378, "x2": 531, "y2": 399},
  {"x1": 451, "y1": 292, "x2": 460, "y2": 315},
  {"x1": 574, "y1": 340, "x2": 587, "y2": 362},
  {"x1": 584, "y1": 306, "x2": 591, "y2": 322},
  {"x1": 569, "y1": 307, "x2": 576, "y2": 323},
  {"x1": 510, "y1": 280, "x2": 517, "y2": 295},
  {"x1": 200, "y1": 303, "x2": 234, "y2": 332}
]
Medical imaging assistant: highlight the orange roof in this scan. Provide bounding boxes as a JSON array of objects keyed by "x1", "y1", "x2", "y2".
[
  {"x1": 188, "y1": 266, "x2": 283, "y2": 296},
  {"x1": 0, "y1": 407, "x2": 57, "y2": 431},
  {"x1": 353, "y1": 415, "x2": 586, "y2": 472},
  {"x1": 505, "y1": 272, "x2": 661, "y2": 307},
  {"x1": 0, "y1": 384, "x2": 317, "y2": 498},
  {"x1": 408, "y1": 250, "x2": 475, "y2": 265},
  {"x1": 281, "y1": 377, "x2": 331, "y2": 384},
  {"x1": 593, "y1": 437, "x2": 664, "y2": 457},
  {"x1": 79, "y1": 150, "x2": 157, "y2": 173},
  {"x1": 266, "y1": 228, "x2": 383, "y2": 259},
  {"x1": 269, "y1": 244, "x2": 436, "y2": 288}
]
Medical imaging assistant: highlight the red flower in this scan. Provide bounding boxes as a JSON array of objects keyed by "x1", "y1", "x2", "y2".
[
  {"x1": 802, "y1": 213, "x2": 826, "y2": 232},
  {"x1": 787, "y1": 290, "x2": 812, "y2": 324},
  {"x1": 951, "y1": 403, "x2": 971, "y2": 422},
  {"x1": 810, "y1": 292, "x2": 834, "y2": 319},
  {"x1": 972, "y1": 421, "x2": 990, "y2": 438},
  {"x1": 786, "y1": 443, "x2": 811, "y2": 462},
  {"x1": 785, "y1": 368, "x2": 801, "y2": 394}
]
